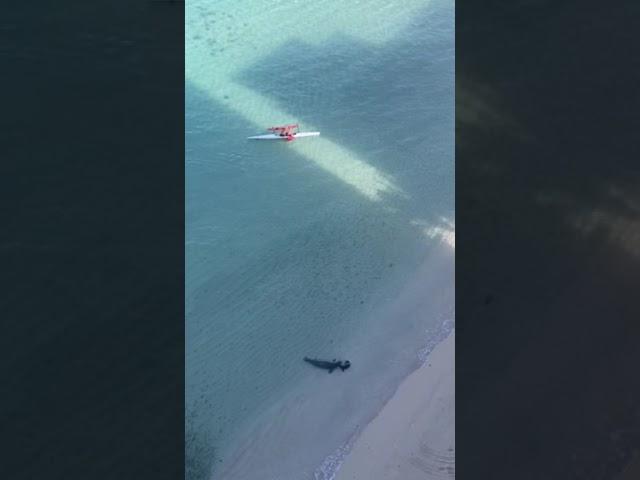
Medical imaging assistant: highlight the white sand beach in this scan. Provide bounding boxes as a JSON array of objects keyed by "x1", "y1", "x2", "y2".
[{"x1": 335, "y1": 331, "x2": 455, "y2": 480}]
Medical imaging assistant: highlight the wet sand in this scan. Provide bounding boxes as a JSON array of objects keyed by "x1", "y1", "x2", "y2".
[{"x1": 336, "y1": 332, "x2": 454, "y2": 480}]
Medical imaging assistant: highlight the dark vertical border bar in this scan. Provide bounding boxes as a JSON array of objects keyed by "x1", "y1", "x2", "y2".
[
  {"x1": 2, "y1": 2, "x2": 184, "y2": 479},
  {"x1": 457, "y1": 2, "x2": 640, "y2": 479}
]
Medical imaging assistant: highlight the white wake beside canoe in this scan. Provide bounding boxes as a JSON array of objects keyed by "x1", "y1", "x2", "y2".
[{"x1": 247, "y1": 132, "x2": 320, "y2": 140}]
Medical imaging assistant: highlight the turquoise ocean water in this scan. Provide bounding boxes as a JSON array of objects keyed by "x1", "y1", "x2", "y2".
[{"x1": 186, "y1": 1, "x2": 454, "y2": 478}]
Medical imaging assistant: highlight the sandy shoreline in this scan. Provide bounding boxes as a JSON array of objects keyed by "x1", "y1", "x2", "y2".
[
  {"x1": 335, "y1": 331, "x2": 455, "y2": 480},
  {"x1": 210, "y1": 239, "x2": 453, "y2": 480}
]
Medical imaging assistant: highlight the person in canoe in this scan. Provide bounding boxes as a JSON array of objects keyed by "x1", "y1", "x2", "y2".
[
  {"x1": 303, "y1": 357, "x2": 351, "y2": 373},
  {"x1": 268, "y1": 123, "x2": 298, "y2": 141}
]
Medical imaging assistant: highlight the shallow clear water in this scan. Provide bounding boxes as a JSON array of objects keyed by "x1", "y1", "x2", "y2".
[{"x1": 186, "y1": 1, "x2": 454, "y2": 478}]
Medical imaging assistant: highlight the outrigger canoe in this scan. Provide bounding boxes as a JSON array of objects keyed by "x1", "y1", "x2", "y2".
[
  {"x1": 247, "y1": 131, "x2": 320, "y2": 140},
  {"x1": 248, "y1": 123, "x2": 319, "y2": 141}
]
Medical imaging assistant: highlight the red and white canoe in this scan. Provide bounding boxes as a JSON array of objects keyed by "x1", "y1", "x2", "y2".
[
  {"x1": 248, "y1": 124, "x2": 320, "y2": 141},
  {"x1": 247, "y1": 131, "x2": 320, "y2": 140}
]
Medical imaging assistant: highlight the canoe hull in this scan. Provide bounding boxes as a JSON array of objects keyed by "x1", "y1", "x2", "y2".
[{"x1": 247, "y1": 132, "x2": 320, "y2": 140}]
